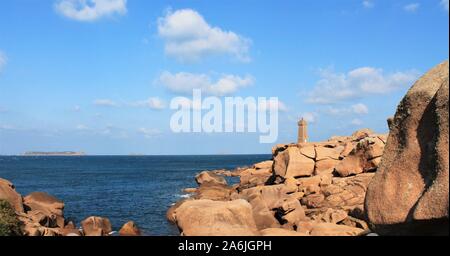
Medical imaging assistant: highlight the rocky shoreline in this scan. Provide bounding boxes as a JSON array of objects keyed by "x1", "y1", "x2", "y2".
[
  {"x1": 0, "y1": 179, "x2": 142, "y2": 236},
  {"x1": 168, "y1": 129, "x2": 386, "y2": 236},
  {"x1": 1, "y1": 61, "x2": 448, "y2": 236},
  {"x1": 167, "y1": 61, "x2": 449, "y2": 236}
]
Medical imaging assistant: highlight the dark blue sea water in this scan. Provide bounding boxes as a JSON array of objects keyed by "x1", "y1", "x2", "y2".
[{"x1": 0, "y1": 155, "x2": 270, "y2": 236}]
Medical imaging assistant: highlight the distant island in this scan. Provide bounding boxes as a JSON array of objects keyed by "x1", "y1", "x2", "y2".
[{"x1": 23, "y1": 151, "x2": 86, "y2": 156}]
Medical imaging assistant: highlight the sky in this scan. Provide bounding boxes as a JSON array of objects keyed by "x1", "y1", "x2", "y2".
[{"x1": 0, "y1": 0, "x2": 448, "y2": 155}]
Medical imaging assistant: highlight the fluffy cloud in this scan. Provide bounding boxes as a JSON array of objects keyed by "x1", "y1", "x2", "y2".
[
  {"x1": 76, "y1": 124, "x2": 89, "y2": 130},
  {"x1": 138, "y1": 128, "x2": 162, "y2": 139},
  {"x1": 93, "y1": 99, "x2": 118, "y2": 107},
  {"x1": 157, "y1": 9, "x2": 251, "y2": 62},
  {"x1": 55, "y1": 0, "x2": 127, "y2": 21},
  {"x1": 259, "y1": 99, "x2": 289, "y2": 112},
  {"x1": 306, "y1": 67, "x2": 419, "y2": 104},
  {"x1": 351, "y1": 118, "x2": 363, "y2": 126},
  {"x1": 325, "y1": 103, "x2": 369, "y2": 116},
  {"x1": 302, "y1": 112, "x2": 317, "y2": 123},
  {"x1": 362, "y1": 0, "x2": 374, "y2": 8},
  {"x1": 351, "y1": 103, "x2": 369, "y2": 114},
  {"x1": 0, "y1": 51, "x2": 7, "y2": 72},
  {"x1": 441, "y1": 0, "x2": 449, "y2": 12},
  {"x1": 130, "y1": 97, "x2": 166, "y2": 110},
  {"x1": 0, "y1": 124, "x2": 15, "y2": 130},
  {"x1": 159, "y1": 71, "x2": 254, "y2": 96},
  {"x1": 404, "y1": 3, "x2": 420, "y2": 12}
]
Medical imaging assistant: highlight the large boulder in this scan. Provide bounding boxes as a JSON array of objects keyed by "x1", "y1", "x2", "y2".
[
  {"x1": 195, "y1": 171, "x2": 227, "y2": 186},
  {"x1": 352, "y1": 129, "x2": 374, "y2": 140},
  {"x1": 23, "y1": 192, "x2": 65, "y2": 228},
  {"x1": 309, "y1": 223, "x2": 365, "y2": 236},
  {"x1": 167, "y1": 200, "x2": 189, "y2": 224},
  {"x1": 0, "y1": 178, "x2": 24, "y2": 213},
  {"x1": 239, "y1": 167, "x2": 272, "y2": 189},
  {"x1": 365, "y1": 60, "x2": 449, "y2": 235},
  {"x1": 334, "y1": 136, "x2": 385, "y2": 177},
  {"x1": 253, "y1": 161, "x2": 273, "y2": 170},
  {"x1": 260, "y1": 228, "x2": 308, "y2": 236},
  {"x1": 246, "y1": 195, "x2": 281, "y2": 230},
  {"x1": 315, "y1": 146, "x2": 342, "y2": 161},
  {"x1": 195, "y1": 183, "x2": 235, "y2": 201},
  {"x1": 174, "y1": 199, "x2": 258, "y2": 236},
  {"x1": 81, "y1": 216, "x2": 112, "y2": 236},
  {"x1": 273, "y1": 147, "x2": 315, "y2": 179},
  {"x1": 323, "y1": 173, "x2": 374, "y2": 208},
  {"x1": 119, "y1": 221, "x2": 142, "y2": 236}
]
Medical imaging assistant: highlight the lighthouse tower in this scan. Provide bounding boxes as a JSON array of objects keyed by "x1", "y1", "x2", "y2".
[{"x1": 298, "y1": 118, "x2": 308, "y2": 144}]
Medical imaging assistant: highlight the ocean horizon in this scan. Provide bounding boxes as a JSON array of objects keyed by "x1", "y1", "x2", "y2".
[{"x1": 0, "y1": 154, "x2": 271, "y2": 235}]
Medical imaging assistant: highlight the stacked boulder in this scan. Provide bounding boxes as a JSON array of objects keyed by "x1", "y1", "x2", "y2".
[
  {"x1": 169, "y1": 60, "x2": 449, "y2": 236},
  {"x1": 169, "y1": 129, "x2": 387, "y2": 236}
]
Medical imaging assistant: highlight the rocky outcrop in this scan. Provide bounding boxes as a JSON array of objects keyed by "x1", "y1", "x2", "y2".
[
  {"x1": 273, "y1": 147, "x2": 315, "y2": 179},
  {"x1": 365, "y1": 60, "x2": 449, "y2": 235},
  {"x1": 308, "y1": 223, "x2": 365, "y2": 236},
  {"x1": 172, "y1": 199, "x2": 259, "y2": 236},
  {"x1": 0, "y1": 177, "x2": 141, "y2": 236},
  {"x1": 171, "y1": 130, "x2": 387, "y2": 236},
  {"x1": 119, "y1": 221, "x2": 142, "y2": 236},
  {"x1": 271, "y1": 131, "x2": 386, "y2": 183},
  {"x1": 195, "y1": 171, "x2": 227, "y2": 186},
  {"x1": 0, "y1": 178, "x2": 24, "y2": 213},
  {"x1": 81, "y1": 216, "x2": 112, "y2": 236},
  {"x1": 335, "y1": 136, "x2": 386, "y2": 177},
  {"x1": 23, "y1": 192, "x2": 65, "y2": 228}
]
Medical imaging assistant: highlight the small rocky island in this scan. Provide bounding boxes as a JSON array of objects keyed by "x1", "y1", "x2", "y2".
[{"x1": 23, "y1": 151, "x2": 86, "y2": 156}]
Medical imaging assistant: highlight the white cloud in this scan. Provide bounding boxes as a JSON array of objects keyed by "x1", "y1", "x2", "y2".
[
  {"x1": 441, "y1": 0, "x2": 449, "y2": 12},
  {"x1": 306, "y1": 67, "x2": 420, "y2": 104},
  {"x1": 93, "y1": 99, "x2": 118, "y2": 107},
  {"x1": 159, "y1": 71, "x2": 254, "y2": 96},
  {"x1": 170, "y1": 97, "x2": 199, "y2": 110},
  {"x1": 363, "y1": 0, "x2": 374, "y2": 8},
  {"x1": 76, "y1": 124, "x2": 89, "y2": 130},
  {"x1": 138, "y1": 128, "x2": 162, "y2": 138},
  {"x1": 325, "y1": 103, "x2": 369, "y2": 116},
  {"x1": 351, "y1": 103, "x2": 369, "y2": 115},
  {"x1": 302, "y1": 112, "x2": 317, "y2": 123},
  {"x1": 55, "y1": 0, "x2": 127, "y2": 22},
  {"x1": 258, "y1": 99, "x2": 289, "y2": 112},
  {"x1": 99, "y1": 124, "x2": 128, "y2": 138},
  {"x1": 0, "y1": 51, "x2": 7, "y2": 72},
  {"x1": 404, "y1": 3, "x2": 420, "y2": 12},
  {"x1": 0, "y1": 124, "x2": 15, "y2": 130},
  {"x1": 131, "y1": 97, "x2": 166, "y2": 110},
  {"x1": 157, "y1": 9, "x2": 251, "y2": 62},
  {"x1": 351, "y1": 118, "x2": 363, "y2": 126}
]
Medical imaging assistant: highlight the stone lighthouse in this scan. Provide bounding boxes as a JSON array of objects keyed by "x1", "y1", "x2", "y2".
[{"x1": 298, "y1": 118, "x2": 308, "y2": 144}]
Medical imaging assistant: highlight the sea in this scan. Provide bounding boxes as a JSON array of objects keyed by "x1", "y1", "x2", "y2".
[{"x1": 0, "y1": 155, "x2": 270, "y2": 236}]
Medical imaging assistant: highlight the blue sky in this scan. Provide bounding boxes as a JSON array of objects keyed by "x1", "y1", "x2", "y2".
[{"x1": 0, "y1": 0, "x2": 448, "y2": 155}]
